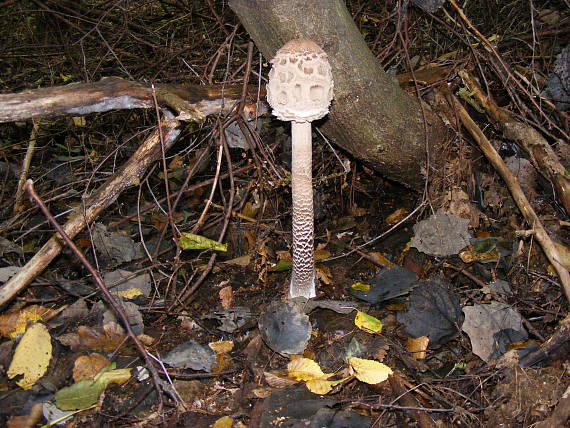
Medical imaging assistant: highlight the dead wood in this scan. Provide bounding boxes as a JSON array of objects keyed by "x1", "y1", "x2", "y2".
[
  {"x1": 0, "y1": 115, "x2": 181, "y2": 308},
  {"x1": 520, "y1": 314, "x2": 570, "y2": 367},
  {"x1": 0, "y1": 77, "x2": 260, "y2": 123},
  {"x1": 446, "y1": 93, "x2": 570, "y2": 303},
  {"x1": 459, "y1": 70, "x2": 570, "y2": 216}
]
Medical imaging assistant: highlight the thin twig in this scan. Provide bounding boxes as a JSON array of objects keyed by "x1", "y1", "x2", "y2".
[{"x1": 24, "y1": 179, "x2": 164, "y2": 411}]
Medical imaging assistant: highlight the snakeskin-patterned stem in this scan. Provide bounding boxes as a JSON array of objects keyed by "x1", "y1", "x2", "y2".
[{"x1": 290, "y1": 121, "x2": 316, "y2": 298}]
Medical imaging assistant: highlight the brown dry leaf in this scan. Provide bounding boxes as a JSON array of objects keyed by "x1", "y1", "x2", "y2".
[
  {"x1": 263, "y1": 370, "x2": 298, "y2": 388},
  {"x1": 222, "y1": 255, "x2": 251, "y2": 267},
  {"x1": 406, "y1": 336, "x2": 429, "y2": 360},
  {"x1": 314, "y1": 248, "x2": 332, "y2": 261},
  {"x1": 0, "y1": 305, "x2": 61, "y2": 338},
  {"x1": 219, "y1": 286, "x2": 233, "y2": 309},
  {"x1": 459, "y1": 246, "x2": 500, "y2": 263},
  {"x1": 368, "y1": 252, "x2": 394, "y2": 268},
  {"x1": 241, "y1": 201, "x2": 259, "y2": 219},
  {"x1": 244, "y1": 230, "x2": 256, "y2": 250},
  {"x1": 168, "y1": 154, "x2": 184, "y2": 169},
  {"x1": 0, "y1": 312, "x2": 20, "y2": 338},
  {"x1": 385, "y1": 208, "x2": 408, "y2": 225},
  {"x1": 276, "y1": 250, "x2": 291, "y2": 261},
  {"x1": 62, "y1": 325, "x2": 154, "y2": 351},
  {"x1": 214, "y1": 353, "x2": 233, "y2": 372},
  {"x1": 252, "y1": 387, "x2": 272, "y2": 398},
  {"x1": 73, "y1": 353, "x2": 112, "y2": 382},
  {"x1": 444, "y1": 186, "x2": 481, "y2": 228},
  {"x1": 6, "y1": 402, "x2": 43, "y2": 428},
  {"x1": 316, "y1": 264, "x2": 333, "y2": 285},
  {"x1": 77, "y1": 323, "x2": 127, "y2": 351},
  {"x1": 374, "y1": 343, "x2": 389, "y2": 362}
]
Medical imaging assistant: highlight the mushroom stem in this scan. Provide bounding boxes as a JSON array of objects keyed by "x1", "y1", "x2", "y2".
[{"x1": 290, "y1": 121, "x2": 316, "y2": 298}]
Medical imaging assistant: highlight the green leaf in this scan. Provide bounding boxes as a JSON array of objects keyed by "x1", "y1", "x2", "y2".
[
  {"x1": 55, "y1": 364, "x2": 131, "y2": 411},
  {"x1": 179, "y1": 233, "x2": 227, "y2": 252},
  {"x1": 270, "y1": 259, "x2": 293, "y2": 272},
  {"x1": 354, "y1": 311, "x2": 383, "y2": 334}
]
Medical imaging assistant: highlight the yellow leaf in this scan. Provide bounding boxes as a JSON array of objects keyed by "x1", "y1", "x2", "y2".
[
  {"x1": 212, "y1": 416, "x2": 234, "y2": 428},
  {"x1": 348, "y1": 357, "x2": 392, "y2": 385},
  {"x1": 209, "y1": 340, "x2": 234, "y2": 354},
  {"x1": 2, "y1": 305, "x2": 58, "y2": 338},
  {"x1": 351, "y1": 282, "x2": 371, "y2": 292},
  {"x1": 287, "y1": 358, "x2": 332, "y2": 381},
  {"x1": 8, "y1": 323, "x2": 52, "y2": 389},
  {"x1": 72, "y1": 116, "x2": 86, "y2": 127},
  {"x1": 354, "y1": 311, "x2": 383, "y2": 334},
  {"x1": 305, "y1": 378, "x2": 345, "y2": 395},
  {"x1": 114, "y1": 288, "x2": 143, "y2": 299}
]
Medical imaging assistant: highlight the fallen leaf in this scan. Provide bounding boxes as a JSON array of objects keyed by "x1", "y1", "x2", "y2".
[
  {"x1": 305, "y1": 377, "x2": 347, "y2": 395},
  {"x1": 55, "y1": 364, "x2": 131, "y2": 411},
  {"x1": 287, "y1": 358, "x2": 332, "y2": 381},
  {"x1": 6, "y1": 402, "x2": 43, "y2": 428},
  {"x1": 179, "y1": 233, "x2": 227, "y2": 252},
  {"x1": 316, "y1": 264, "x2": 332, "y2": 285},
  {"x1": 354, "y1": 311, "x2": 383, "y2": 334},
  {"x1": 351, "y1": 282, "x2": 371, "y2": 292},
  {"x1": 348, "y1": 357, "x2": 392, "y2": 385},
  {"x1": 219, "y1": 286, "x2": 233, "y2": 309},
  {"x1": 385, "y1": 208, "x2": 408, "y2": 225},
  {"x1": 368, "y1": 252, "x2": 394, "y2": 267},
  {"x1": 212, "y1": 416, "x2": 234, "y2": 428},
  {"x1": 73, "y1": 353, "x2": 112, "y2": 382},
  {"x1": 7, "y1": 323, "x2": 52, "y2": 389},
  {"x1": 209, "y1": 340, "x2": 234, "y2": 354},
  {"x1": 0, "y1": 305, "x2": 59, "y2": 338}
]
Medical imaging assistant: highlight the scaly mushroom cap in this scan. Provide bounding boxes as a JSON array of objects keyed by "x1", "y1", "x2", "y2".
[{"x1": 266, "y1": 39, "x2": 334, "y2": 123}]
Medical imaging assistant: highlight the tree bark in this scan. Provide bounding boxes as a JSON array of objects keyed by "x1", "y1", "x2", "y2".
[{"x1": 229, "y1": 0, "x2": 447, "y2": 189}]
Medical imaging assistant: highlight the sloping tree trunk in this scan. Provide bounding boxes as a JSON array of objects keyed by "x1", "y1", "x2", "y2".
[{"x1": 230, "y1": 0, "x2": 447, "y2": 189}]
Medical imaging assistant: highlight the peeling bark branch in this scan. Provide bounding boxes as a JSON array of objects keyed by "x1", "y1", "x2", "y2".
[{"x1": 0, "y1": 76, "x2": 257, "y2": 123}]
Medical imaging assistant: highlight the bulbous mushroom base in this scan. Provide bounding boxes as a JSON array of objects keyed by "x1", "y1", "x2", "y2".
[{"x1": 290, "y1": 271, "x2": 316, "y2": 299}]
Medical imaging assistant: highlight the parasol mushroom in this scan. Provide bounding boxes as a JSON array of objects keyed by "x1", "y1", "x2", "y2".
[{"x1": 266, "y1": 39, "x2": 334, "y2": 299}]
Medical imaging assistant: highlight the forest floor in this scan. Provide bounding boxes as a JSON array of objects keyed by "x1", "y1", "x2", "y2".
[{"x1": 0, "y1": 1, "x2": 569, "y2": 427}]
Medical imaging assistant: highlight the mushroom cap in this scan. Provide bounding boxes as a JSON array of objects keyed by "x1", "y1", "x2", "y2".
[{"x1": 266, "y1": 39, "x2": 334, "y2": 123}]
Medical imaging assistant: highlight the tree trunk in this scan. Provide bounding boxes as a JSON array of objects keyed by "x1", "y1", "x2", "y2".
[{"x1": 229, "y1": 0, "x2": 447, "y2": 189}]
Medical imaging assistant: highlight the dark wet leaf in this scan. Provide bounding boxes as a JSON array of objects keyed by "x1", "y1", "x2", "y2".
[
  {"x1": 92, "y1": 223, "x2": 143, "y2": 265},
  {"x1": 397, "y1": 280, "x2": 464, "y2": 346},
  {"x1": 203, "y1": 307, "x2": 253, "y2": 333},
  {"x1": 163, "y1": 340, "x2": 217, "y2": 372},
  {"x1": 258, "y1": 301, "x2": 311, "y2": 356},
  {"x1": 350, "y1": 266, "x2": 418, "y2": 303},
  {"x1": 259, "y1": 385, "x2": 336, "y2": 428}
]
